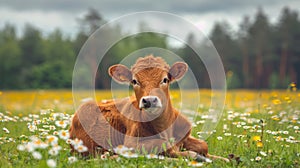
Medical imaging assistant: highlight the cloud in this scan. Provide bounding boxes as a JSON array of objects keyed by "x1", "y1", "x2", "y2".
[{"x1": 0, "y1": 0, "x2": 299, "y2": 38}]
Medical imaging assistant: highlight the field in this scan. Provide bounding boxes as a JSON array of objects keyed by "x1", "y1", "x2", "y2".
[{"x1": 0, "y1": 89, "x2": 299, "y2": 167}]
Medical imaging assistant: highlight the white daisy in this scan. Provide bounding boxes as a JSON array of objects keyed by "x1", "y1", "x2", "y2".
[
  {"x1": 217, "y1": 136, "x2": 223, "y2": 140},
  {"x1": 55, "y1": 120, "x2": 68, "y2": 128},
  {"x1": 46, "y1": 135, "x2": 58, "y2": 146},
  {"x1": 47, "y1": 159, "x2": 57, "y2": 168},
  {"x1": 146, "y1": 153, "x2": 159, "y2": 159},
  {"x1": 17, "y1": 144, "x2": 25, "y2": 151},
  {"x1": 75, "y1": 144, "x2": 88, "y2": 153},
  {"x1": 58, "y1": 130, "x2": 69, "y2": 140},
  {"x1": 68, "y1": 156, "x2": 77, "y2": 164},
  {"x1": 255, "y1": 156, "x2": 262, "y2": 161},
  {"x1": 32, "y1": 151, "x2": 42, "y2": 160},
  {"x1": 2, "y1": 127, "x2": 9, "y2": 134}
]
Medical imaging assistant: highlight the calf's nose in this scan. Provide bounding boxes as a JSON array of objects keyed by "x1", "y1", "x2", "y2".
[{"x1": 139, "y1": 96, "x2": 161, "y2": 109}]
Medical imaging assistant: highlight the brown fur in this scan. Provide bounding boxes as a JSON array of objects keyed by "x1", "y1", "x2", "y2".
[{"x1": 69, "y1": 55, "x2": 228, "y2": 162}]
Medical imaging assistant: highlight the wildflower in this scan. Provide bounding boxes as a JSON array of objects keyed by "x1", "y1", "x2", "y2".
[
  {"x1": 256, "y1": 141, "x2": 263, "y2": 148},
  {"x1": 260, "y1": 151, "x2": 267, "y2": 157},
  {"x1": 17, "y1": 144, "x2": 25, "y2": 151},
  {"x1": 2, "y1": 127, "x2": 9, "y2": 134},
  {"x1": 55, "y1": 120, "x2": 68, "y2": 128},
  {"x1": 146, "y1": 153, "x2": 159, "y2": 159},
  {"x1": 188, "y1": 160, "x2": 204, "y2": 167},
  {"x1": 53, "y1": 131, "x2": 59, "y2": 135},
  {"x1": 47, "y1": 159, "x2": 57, "y2": 168},
  {"x1": 68, "y1": 156, "x2": 77, "y2": 164},
  {"x1": 48, "y1": 146, "x2": 61, "y2": 156},
  {"x1": 24, "y1": 142, "x2": 35, "y2": 152},
  {"x1": 121, "y1": 151, "x2": 138, "y2": 158},
  {"x1": 272, "y1": 99, "x2": 281, "y2": 105},
  {"x1": 49, "y1": 125, "x2": 56, "y2": 130},
  {"x1": 223, "y1": 124, "x2": 228, "y2": 130},
  {"x1": 32, "y1": 151, "x2": 42, "y2": 160},
  {"x1": 100, "y1": 154, "x2": 108, "y2": 160},
  {"x1": 71, "y1": 138, "x2": 83, "y2": 147},
  {"x1": 294, "y1": 126, "x2": 299, "y2": 130},
  {"x1": 252, "y1": 136, "x2": 261, "y2": 141},
  {"x1": 58, "y1": 130, "x2": 69, "y2": 140},
  {"x1": 76, "y1": 144, "x2": 88, "y2": 153},
  {"x1": 27, "y1": 124, "x2": 37, "y2": 132},
  {"x1": 46, "y1": 135, "x2": 58, "y2": 146},
  {"x1": 283, "y1": 131, "x2": 289, "y2": 135},
  {"x1": 196, "y1": 120, "x2": 205, "y2": 124},
  {"x1": 32, "y1": 138, "x2": 48, "y2": 149},
  {"x1": 217, "y1": 136, "x2": 223, "y2": 140},
  {"x1": 224, "y1": 133, "x2": 231, "y2": 136},
  {"x1": 66, "y1": 139, "x2": 72, "y2": 144},
  {"x1": 255, "y1": 156, "x2": 262, "y2": 161},
  {"x1": 113, "y1": 145, "x2": 133, "y2": 154}
]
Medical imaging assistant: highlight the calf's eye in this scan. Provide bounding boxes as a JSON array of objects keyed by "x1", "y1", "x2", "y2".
[
  {"x1": 161, "y1": 78, "x2": 169, "y2": 84},
  {"x1": 131, "y1": 79, "x2": 138, "y2": 85}
]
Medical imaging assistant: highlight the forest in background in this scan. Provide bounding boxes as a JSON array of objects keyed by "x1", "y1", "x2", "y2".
[{"x1": 0, "y1": 7, "x2": 299, "y2": 90}]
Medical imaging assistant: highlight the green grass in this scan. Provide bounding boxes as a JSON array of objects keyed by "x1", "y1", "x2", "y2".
[{"x1": 0, "y1": 90, "x2": 299, "y2": 167}]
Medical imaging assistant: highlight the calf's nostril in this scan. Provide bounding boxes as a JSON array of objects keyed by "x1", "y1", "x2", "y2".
[
  {"x1": 142, "y1": 98, "x2": 151, "y2": 108},
  {"x1": 153, "y1": 97, "x2": 158, "y2": 103}
]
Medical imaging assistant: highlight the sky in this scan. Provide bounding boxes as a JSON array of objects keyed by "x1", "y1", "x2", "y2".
[{"x1": 0, "y1": 0, "x2": 299, "y2": 38}]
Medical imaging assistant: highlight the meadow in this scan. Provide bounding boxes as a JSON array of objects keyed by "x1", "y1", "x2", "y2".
[{"x1": 0, "y1": 89, "x2": 299, "y2": 167}]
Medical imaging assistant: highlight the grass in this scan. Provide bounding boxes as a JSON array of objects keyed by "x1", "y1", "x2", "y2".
[{"x1": 0, "y1": 89, "x2": 299, "y2": 167}]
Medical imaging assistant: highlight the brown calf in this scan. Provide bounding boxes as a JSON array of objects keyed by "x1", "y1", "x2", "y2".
[{"x1": 69, "y1": 55, "x2": 228, "y2": 161}]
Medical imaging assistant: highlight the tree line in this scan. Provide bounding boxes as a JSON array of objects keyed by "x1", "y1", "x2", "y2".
[{"x1": 0, "y1": 7, "x2": 299, "y2": 89}]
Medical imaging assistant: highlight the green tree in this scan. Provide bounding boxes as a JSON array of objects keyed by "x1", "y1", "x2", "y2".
[
  {"x1": 210, "y1": 21, "x2": 242, "y2": 88},
  {"x1": 0, "y1": 24, "x2": 22, "y2": 89},
  {"x1": 19, "y1": 24, "x2": 46, "y2": 88},
  {"x1": 238, "y1": 16, "x2": 252, "y2": 88},
  {"x1": 248, "y1": 8, "x2": 274, "y2": 88},
  {"x1": 30, "y1": 29, "x2": 76, "y2": 88},
  {"x1": 276, "y1": 7, "x2": 300, "y2": 87}
]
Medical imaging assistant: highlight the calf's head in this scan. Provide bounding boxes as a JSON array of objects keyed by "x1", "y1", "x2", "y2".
[{"x1": 109, "y1": 56, "x2": 187, "y2": 116}]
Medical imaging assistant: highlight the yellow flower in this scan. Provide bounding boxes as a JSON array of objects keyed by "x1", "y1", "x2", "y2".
[
  {"x1": 256, "y1": 141, "x2": 263, "y2": 148},
  {"x1": 226, "y1": 71, "x2": 233, "y2": 77},
  {"x1": 252, "y1": 136, "x2": 261, "y2": 141},
  {"x1": 290, "y1": 82, "x2": 296, "y2": 87},
  {"x1": 272, "y1": 99, "x2": 281, "y2": 105}
]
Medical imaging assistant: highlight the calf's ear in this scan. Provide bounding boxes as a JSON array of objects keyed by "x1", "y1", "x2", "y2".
[
  {"x1": 169, "y1": 62, "x2": 188, "y2": 82},
  {"x1": 108, "y1": 64, "x2": 132, "y2": 84}
]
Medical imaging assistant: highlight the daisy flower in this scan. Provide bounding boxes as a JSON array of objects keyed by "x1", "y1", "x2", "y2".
[
  {"x1": 47, "y1": 159, "x2": 57, "y2": 168},
  {"x1": 32, "y1": 151, "x2": 42, "y2": 160},
  {"x1": 58, "y1": 130, "x2": 69, "y2": 140},
  {"x1": 121, "y1": 151, "x2": 138, "y2": 158},
  {"x1": 71, "y1": 138, "x2": 83, "y2": 147},
  {"x1": 68, "y1": 156, "x2": 77, "y2": 164},
  {"x1": 55, "y1": 120, "x2": 68, "y2": 128},
  {"x1": 2, "y1": 127, "x2": 9, "y2": 134},
  {"x1": 75, "y1": 144, "x2": 88, "y2": 153},
  {"x1": 260, "y1": 151, "x2": 267, "y2": 157},
  {"x1": 17, "y1": 144, "x2": 25, "y2": 151},
  {"x1": 188, "y1": 160, "x2": 204, "y2": 167},
  {"x1": 255, "y1": 156, "x2": 261, "y2": 161},
  {"x1": 48, "y1": 145, "x2": 61, "y2": 156},
  {"x1": 113, "y1": 145, "x2": 133, "y2": 154},
  {"x1": 146, "y1": 153, "x2": 159, "y2": 159},
  {"x1": 46, "y1": 135, "x2": 58, "y2": 146},
  {"x1": 217, "y1": 136, "x2": 223, "y2": 140},
  {"x1": 27, "y1": 124, "x2": 37, "y2": 132}
]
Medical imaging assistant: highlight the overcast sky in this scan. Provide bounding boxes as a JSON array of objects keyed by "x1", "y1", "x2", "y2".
[{"x1": 0, "y1": 0, "x2": 299, "y2": 38}]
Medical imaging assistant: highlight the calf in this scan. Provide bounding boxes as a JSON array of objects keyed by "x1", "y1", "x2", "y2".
[{"x1": 69, "y1": 55, "x2": 228, "y2": 161}]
